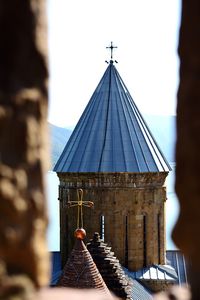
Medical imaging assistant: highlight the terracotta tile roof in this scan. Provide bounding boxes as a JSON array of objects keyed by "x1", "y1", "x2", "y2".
[
  {"x1": 58, "y1": 237, "x2": 111, "y2": 298},
  {"x1": 87, "y1": 232, "x2": 132, "y2": 299}
]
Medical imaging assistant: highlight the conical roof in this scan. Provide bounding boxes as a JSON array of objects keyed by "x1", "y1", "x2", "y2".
[
  {"x1": 58, "y1": 235, "x2": 111, "y2": 298},
  {"x1": 54, "y1": 61, "x2": 171, "y2": 173}
]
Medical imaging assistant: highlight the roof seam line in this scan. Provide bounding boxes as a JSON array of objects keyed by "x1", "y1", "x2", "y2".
[{"x1": 98, "y1": 64, "x2": 112, "y2": 171}]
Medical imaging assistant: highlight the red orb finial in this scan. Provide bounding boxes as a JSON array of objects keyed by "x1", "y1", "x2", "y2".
[{"x1": 74, "y1": 228, "x2": 86, "y2": 240}]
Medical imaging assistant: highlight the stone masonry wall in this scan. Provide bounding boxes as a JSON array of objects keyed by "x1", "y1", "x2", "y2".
[{"x1": 58, "y1": 172, "x2": 168, "y2": 271}]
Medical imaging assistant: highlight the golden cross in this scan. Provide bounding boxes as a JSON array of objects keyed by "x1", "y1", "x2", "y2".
[{"x1": 67, "y1": 189, "x2": 94, "y2": 228}]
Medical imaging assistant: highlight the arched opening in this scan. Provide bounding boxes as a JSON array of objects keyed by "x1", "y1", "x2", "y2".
[
  {"x1": 100, "y1": 215, "x2": 105, "y2": 241},
  {"x1": 143, "y1": 215, "x2": 147, "y2": 267},
  {"x1": 157, "y1": 213, "x2": 161, "y2": 264},
  {"x1": 124, "y1": 215, "x2": 128, "y2": 268}
]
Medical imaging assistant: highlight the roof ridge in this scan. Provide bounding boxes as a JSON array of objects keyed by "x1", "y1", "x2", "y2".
[{"x1": 155, "y1": 264, "x2": 178, "y2": 280}]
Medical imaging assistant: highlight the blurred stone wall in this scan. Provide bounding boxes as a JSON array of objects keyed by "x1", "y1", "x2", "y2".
[
  {"x1": 173, "y1": 0, "x2": 200, "y2": 299},
  {"x1": 0, "y1": 0, "x2": 50, "y2": 298}
]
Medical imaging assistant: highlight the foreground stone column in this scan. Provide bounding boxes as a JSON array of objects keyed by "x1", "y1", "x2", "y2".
[
  {"x1": 0, "y1": 0, "x2": 50, "y2": 297},
  {"x1": 173, "y1": 0, "x2": 200, "y2": 299}
]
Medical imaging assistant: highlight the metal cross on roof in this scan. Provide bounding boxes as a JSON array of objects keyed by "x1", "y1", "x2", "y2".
[
  {"x1": 106, "y1": 41, "x2": 117, "y2": 60},
  {"x1": 67, "y1": 189, "x2": 94, "y2": 229}
]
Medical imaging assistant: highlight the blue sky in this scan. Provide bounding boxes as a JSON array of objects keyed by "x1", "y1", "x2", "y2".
[
  {"x1": 48, "y1": 0, "x2": 181, "y2": 128},
  {"x1": 46, "y1": 0, "x2": 181, "y2": 251}
]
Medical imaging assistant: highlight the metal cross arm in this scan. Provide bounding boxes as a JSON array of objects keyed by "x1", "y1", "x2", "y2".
[
  {"x1": 67, "y1": 200, "x2": 94, "y2": 208},
  {"x1": 67, "y1": 189, "x2": 94, "y2": 228},
  {"x1": 106, "y1": 41, "x2": 118, "y2": 60}
]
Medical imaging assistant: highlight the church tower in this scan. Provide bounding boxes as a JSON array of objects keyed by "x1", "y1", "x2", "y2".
[{"x1": 54, "y1": 44, "x2": 171, "y2": 271}]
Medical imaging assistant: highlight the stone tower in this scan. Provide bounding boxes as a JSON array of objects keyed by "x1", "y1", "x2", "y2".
[{"x1": 54, "y1": 57, "x2": 171, "y2": 271}]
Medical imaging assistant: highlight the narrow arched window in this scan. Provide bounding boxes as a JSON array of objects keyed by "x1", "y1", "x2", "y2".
[
  {"x1": 100, "y1": 215, "x2": 105, "y2": 241},
  {"x1": 157, "y1": 214, "x2": 161, "y2": 264},
  {"x1": 143, "y1": 215, "x2": 147, "y2": 267},
  {"x1": 124, "y1": 215, "x2": 128, "y2": 268}
]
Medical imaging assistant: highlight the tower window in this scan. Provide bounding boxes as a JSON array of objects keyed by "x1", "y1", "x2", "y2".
[
  {"x1": 143, "y1": 215, "x2": 147, "y2": 267},
  {"x1": 100, "y1": 215, "x2": 105, "y2": 241},
  {"x1": 157, "y1": 214, "x2": 161, "y2": 264},
  {"x1": 125, "y1": 215, "x2": 128, "y2": 268}
]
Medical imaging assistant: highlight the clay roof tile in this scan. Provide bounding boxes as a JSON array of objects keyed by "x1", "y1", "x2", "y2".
[{"x1": 58, "y1": 236, "x2": 112, "y2": 299}]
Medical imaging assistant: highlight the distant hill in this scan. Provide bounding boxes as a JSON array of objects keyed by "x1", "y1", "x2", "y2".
[
  {"x1": 48, "y1": 123, "x2": 72, "y2": 168},
  {"x1": 49, "y1": 115, "x2": 176, "y2": 170}
]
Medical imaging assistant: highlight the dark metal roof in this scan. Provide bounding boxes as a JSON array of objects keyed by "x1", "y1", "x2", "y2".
[
  {"x1": 128, "y1": 278, "x2": 153, "y2": 300},
  {"x1": 124, "y1": 264, "x2": 177, "y2": 282},
  {"x1": 54, "y1": 60, "x2": 171, "y2": 173},
  {"x1": 166, "y1": 250, "x2": 188, "y2": 285},
  {"x1": 50, "y1": 251, "x2": 62, "y2": 286}
]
